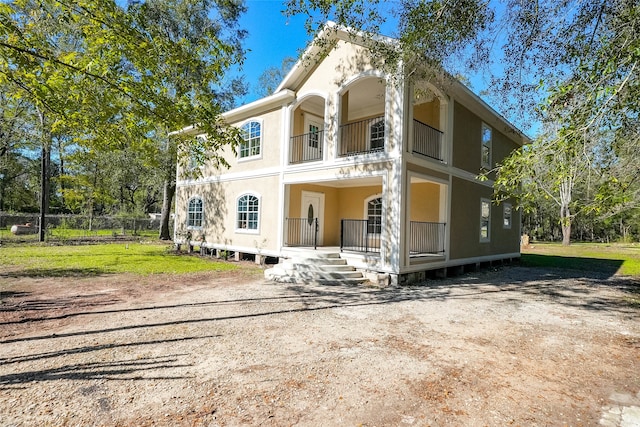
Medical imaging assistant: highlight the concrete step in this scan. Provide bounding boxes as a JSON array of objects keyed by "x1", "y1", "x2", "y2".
[
  {"x1": 264, "y1": 252, "x2": 368, "y2": 285},
  {"x1": 289, "y1": 257, "x2": 347, "y2": 266},
  {"x1": 264, "y1": 270, "x2": 368, "y2": 286}
]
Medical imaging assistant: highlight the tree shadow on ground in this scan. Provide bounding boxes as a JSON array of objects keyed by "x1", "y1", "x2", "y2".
[
  {"x1": 0, "y1": 293, "x2": 121, "y2": 315},
  {"x1": 0, "y1": 354, "x2": 192, "y2": 388},
  {"x1": 0, "y1": 267, "x2": 108, "y2": 278},
  {"x1": 283, "y1": 264, "x2": 640, "y2": 318},
  {"x1": 1, "y1": 264, "x2": 637, "y2": 379}
]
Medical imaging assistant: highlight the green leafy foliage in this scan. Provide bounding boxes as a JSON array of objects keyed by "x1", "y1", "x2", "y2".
[{"x1": 0, "y1": 0, "x2": 249, "y2": 234}]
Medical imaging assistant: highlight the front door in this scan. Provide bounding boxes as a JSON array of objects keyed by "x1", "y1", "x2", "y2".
[{"x1": 301, "y1": 191, "x2": 324, "y2": 246}]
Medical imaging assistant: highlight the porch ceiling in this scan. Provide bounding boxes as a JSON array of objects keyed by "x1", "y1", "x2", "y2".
[
  {"x1": 288, "y1": 176, "x2": 383, "y2": 188},
  {"x1": 299, "y1": 96, "x2": 324, "y2": 117}
]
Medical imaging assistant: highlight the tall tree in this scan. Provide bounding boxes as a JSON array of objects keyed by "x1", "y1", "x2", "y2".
[
  {"x1": 256, "y1": 56, "x2": 297, "y2": 97},
  {"x1": 1, "y1": 0, "x2": 247, "y2": 239}
]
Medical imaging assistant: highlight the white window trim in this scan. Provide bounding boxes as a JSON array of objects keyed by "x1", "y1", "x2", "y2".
[
  {"x1": 481, "y1": 122, "x2": 492, "y2": 169},
  {"x1": 364, "y1": 193, "x2": 383, "y2": 235},
  {"x1": 186, "y1": 196, "x2": 204, "y2": 230},
  {"x1": 235, "y1": 192, "x2": 261, "y2": 234},
  {"x1": 480, "y1": 198, "x2": 491, "y2": 243},
  {"x1": 503, "y1": 203, "x2": 512, "y2": 229},
  {"x1": 238, "y1": 119, "x2": 263, "y2": 162}
]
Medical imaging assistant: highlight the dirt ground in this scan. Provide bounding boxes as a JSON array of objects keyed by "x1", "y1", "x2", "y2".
[{"x1": 1, "y1": 263, "x2": 639, "y2": 426}]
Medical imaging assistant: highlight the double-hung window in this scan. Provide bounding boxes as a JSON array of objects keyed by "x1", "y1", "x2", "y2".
[
  {"x1": 370, "y1": 120, "x2": 385, "y2": 151},
  {"x1": 481, "y1": 123, "x2": 492, "y2": 169},
  {"x1": 503, "y1": 203, "x2": 512, "y2": 229},
  {"x1": 237, "y1": 194, "x2": 259, "y2": 231},
  {"x1": 366, "y1": 197, "x2": 383, "y2": 234},
  {"x1": 240, "y1": 121, "x2": 261, "y2": 159},
  {"x1": 480, "y1": 198, "x2": 491, "y2": 242},
  {"x1": 187, "y1": 197, "x2": 203, "y2": 228}
]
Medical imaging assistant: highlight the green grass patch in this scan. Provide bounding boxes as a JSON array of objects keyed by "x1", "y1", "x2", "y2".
[
  {"x1": 522, "y1": 242, "x2": 640, "y2": 276},
  {"x1": 0, "y1": 243, "x2": 241, "y2": 276}
]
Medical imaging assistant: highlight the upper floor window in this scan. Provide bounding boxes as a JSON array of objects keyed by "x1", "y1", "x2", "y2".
[
  {"x1": 481, "y1": 123, "x2": 492, "y2": 169},
  {"x1": 503, "y1": 203, "x2": 512, "y2": 229},
  {"x1": 480, "y1": 198, "x2": 491, "y2": 242},
  {"x1": 366, "y1": 196, "x2": 383, "y2": 234},
  {"x1": 237, "y1": 194, "x2": 259, "y2": 231},
  {"x1": 370, "y1": 119, "x2": 385, "y2": 151},
  {"x1": 187, "y1": 197, "x2": 203, "y2": 228},
  {"x1": 240, "y1": 121, "x2": 261, "y2": 159}
]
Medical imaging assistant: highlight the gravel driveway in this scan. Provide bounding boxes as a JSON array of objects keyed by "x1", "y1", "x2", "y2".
[{"x1": 1, "y1": 265, "x2": 639, "y2": 426}]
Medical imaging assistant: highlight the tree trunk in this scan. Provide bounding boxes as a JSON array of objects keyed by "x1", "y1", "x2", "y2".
[
  {"x1": 38, "y1": 110, "x2": 50, "y2": 243},
  {"x1": 560, "y1": 204, "x2": 571, "y2": 246},
  {"x1": 159, "y1": 178, "x2": 175, "y2": 240},
  {"x1": 558, "y1": 178, "x2": 573, "y2": 246}
]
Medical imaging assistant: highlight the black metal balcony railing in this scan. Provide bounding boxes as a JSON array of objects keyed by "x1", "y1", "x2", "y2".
[
  {"x1": 289, "y1": 130, "x2": 324, "y2": 164},
  {"x1": 409, "y1": 221, "x2": 446, "y2": 255},
  {"x1": 339, "y1": 116, "x2": 385, "y2": 157},
  {"x1": 339, "y1": 219, "x2": 445, "y2": 255},
  {"x1": 284, "y1": 217, "x2": 318, "y2": 249},
  {"x1": 340, "y1": 219, "x2": 381, "y2": 253},
  {"x1": 413, "y1": 119, "x2": 444, "y2": 161}
]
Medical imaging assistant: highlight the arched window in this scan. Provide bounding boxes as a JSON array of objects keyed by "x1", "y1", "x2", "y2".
[
  {"x1": 370, "y1": 119, "x2": 385, "y2": 151},
  {"x1": 367, "y1": 197, "x2": 383, "y2": 234},
  {"x1": 187, "y1": 197, "x2": 203, "y2": 228},
  {"x1": 237, "y1": 194, "x2": 259, "y2": 231},
  {"x1": 240, "y1": 121, "x2": 261, "y2": 158}
]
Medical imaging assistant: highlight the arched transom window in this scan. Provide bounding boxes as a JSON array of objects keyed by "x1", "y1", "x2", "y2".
[
  {"x1": 367, "y1": 197, "x2": 382, "y2": 234},
  {"x1": 237, "y1": 194, "x2": 259, "y2": 230},
  {"x1": 240, "y1": 121, "x2": 261, "y2": 158}
]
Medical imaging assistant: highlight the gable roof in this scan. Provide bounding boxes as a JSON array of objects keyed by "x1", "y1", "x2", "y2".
[
  {"x1": 221, "y1": 21, "x2": 529, "y2": 145},
  {"x1": 275, "y1": 21, "x2": 398, "y2": 93}
]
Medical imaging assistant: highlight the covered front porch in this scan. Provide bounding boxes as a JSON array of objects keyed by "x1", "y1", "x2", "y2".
[{"x1": 282, "y1": 176, "x2": 447, "y2": 269}]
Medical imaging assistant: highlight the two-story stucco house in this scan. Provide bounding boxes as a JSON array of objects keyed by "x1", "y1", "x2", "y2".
[{"x1": 174, "y1": 22, "x2": 528, "y2": 285}]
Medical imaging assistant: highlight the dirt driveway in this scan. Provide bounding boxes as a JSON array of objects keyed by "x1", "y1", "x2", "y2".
[{"x1": 1, "y1": 264, "x2": 639, "y2": 426}]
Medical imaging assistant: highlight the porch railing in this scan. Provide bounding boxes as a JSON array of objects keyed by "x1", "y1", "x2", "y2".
[
  {"x1": 340, "y1": 219, "x2": 381, "y2": 253},
  {"x1": 289, "y1": 130, "x2": 324, "y2": 164},
  {"x1": 285, "y1": 217, "x2": 318, "y2": 249},
  {"x1": 339, "y1": 220, "x2": 445, "y2": 255},
  {"x1": 338, "y1": 116, "x2": 385, "y2": 157},
  {"x1": 409, "y1": 221, "x2": 446, "y2": 255},
  {"x1": 413, "y1": 119, "x2": 444, "y2": 162}
]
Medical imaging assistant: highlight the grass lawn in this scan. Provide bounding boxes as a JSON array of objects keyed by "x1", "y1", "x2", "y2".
[
  {"x1": 521, "y1": 242, "x2": 640, "y2": 277},
  {"x1": 0, "y1": 242, "x2": 251, "y2": 276}
]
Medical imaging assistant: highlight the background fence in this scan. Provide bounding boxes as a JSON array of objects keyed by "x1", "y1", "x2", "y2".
[{"x1": 0, "y1": 213, "x2": 173, "y2": 243}]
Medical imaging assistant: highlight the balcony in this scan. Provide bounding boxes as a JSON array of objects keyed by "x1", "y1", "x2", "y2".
[
  {"x1": 338, "y1": 116, "x2": 385, "y2": 157},
  {"x1": 413, "y1": 119, "x2": 444, "y2": 162},
  {"x1": 289, "y1": 130, "x2": 324, "y2": 164}
]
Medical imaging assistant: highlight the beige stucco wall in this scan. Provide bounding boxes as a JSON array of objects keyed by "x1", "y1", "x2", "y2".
[
  {"x1": 297, "y1": 40, "x2": 377, "y2": 94},
  {"x1": 180, "y1": 108, "x2": 284, "y2": 181},
  {"x1": 413, "y1": 99, "x2": 440, "y2": 130},
  {"x1": 409, "y1": 182, "x2": 440, "y2": 222},
  {"x1": 175, "y1": 175, "x2": 281, "y2": 252}
]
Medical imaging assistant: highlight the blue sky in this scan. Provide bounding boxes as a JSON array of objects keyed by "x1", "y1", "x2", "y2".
[{"x1": 236, "y1": 1, "x2": 312, "y2": 104}]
